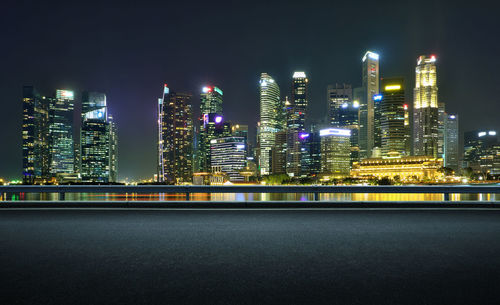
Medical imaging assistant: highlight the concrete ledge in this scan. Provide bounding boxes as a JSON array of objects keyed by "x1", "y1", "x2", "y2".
[{"x1": 1, "y1": 200, "x2": 500, "y2": 209}]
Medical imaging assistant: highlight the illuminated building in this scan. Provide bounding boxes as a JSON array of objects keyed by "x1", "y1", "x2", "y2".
[
  {"x1": 81, "y1": 91, "x2": 118, "y2": 183},
  {"x1": 359, "y1": 51, "x2": 380, "y2": 159},
  {"x1": 463, "y1": 130, "x2": 500, "y2": 176},
  {"x1": 351, "y1": 153, "x2": 444, "y2": 181},
  {"x1": 210, "y1": 137, "x2": 246, "y2": 182},
  {"x1": 259, "y1": 73, "x2": 281, "y2": 175},
  {"x1": 338, "y1": 99, "x2": 360, "y2": 164},
  {"x1": 373, "y1": 93, "x2": 383, "y2": 153},
  {"x1": 438, "y1": 102, "x2": 446, "y2": 159},
  {"x1": 22, "y1": 86, "x2": 50, "y2": 184},
  {"x1": 380, "y1": 78, "x2": 408, "y2": 156},
  {"x1": 300, "y1": 132, "x2": 321, "y2": 177},
  {"x1": 413, "y1": 55, "x2": 439, "y2": 157},
  {"x1": 444, "y1": 114, "x2": 459, "y2": 170},
  {"x1": 49, "y1": 89, "x2": 75, "y2": 177},
  {"x1": 319, "y1": 128, "x2": 351, "y2": 177},
  {"x1": 271, "y1": 130, "x2": 287, "y2": 174},
  {"x1": 327, "y1": 83, "x2": 352, "y2": 127},
  {"x1": 286, "y1": 72, "x2": 308, "y2": 177},
  {"x1": 404, "y1": 103, "x2": 411, "y2": 156},
  {"x1": 197, "y1": 86, "x2": 225, "y2": 173},
  {"x1": 157, "y1": 85, "x2": 193, "y2": 183}
]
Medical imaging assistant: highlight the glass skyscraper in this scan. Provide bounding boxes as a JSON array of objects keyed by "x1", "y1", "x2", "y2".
[
  {"x1": 327, "y1": 83, "x2": 352, "y2": 127},
  {"x1": 49, "y1": 89, "x2": 75, "y2": 176},
  {"x1": 258, "y1": 73, "x2": 281, "y2": 175},
  {"x1": 380, "y1": 78, "x2": 408, "y2": 156},
  {"x1": 444, "y1": 114, "x2": 459, "y2": 170},
  {"x1": 413, "y1": 55, "x2": 439, "y2": 157},
  {"x1": 319, "y1": 128, "x2": 351, "y2": 177},
  {"x1": 359, "y1": 51, "x2": 380, "y2": 159},
  {"x1": 210, "y1": 137, "x2": 246, "y2": 182}
]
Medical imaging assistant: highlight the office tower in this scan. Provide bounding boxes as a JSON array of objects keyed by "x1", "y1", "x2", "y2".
[
  {"x1": 210, "y1": 137, "x2": 246, "y2": 182},
  {"x1": 196, "y1": 86, "x2": 225, "y2": 173},
  {"x1": 444, "y1": 114, "x2": 459, "y2": 170},
  {"x1": 108, "y1": 115, "x2": 118, "y2": 183},
  {"x1": 463, "y1": 130, "x2": 500, "y2": 175},
  {"x1": 413, "y1": 55, "x2": 439, "y2": 157},
  {"x1": 319, "y1": 128, "x2": 351, "y2": 177},
  {"x1": 404, "y1": 103, "x2": 411, "y2": 156},
  {"x1": 286, "y1": 72, "x2": 308, "y2": 177},
  {"x1": 438, "y1": 102, "x2": 446, "y2": 159},
  {"x1": 338, "y1": 99, "x2": 360, "y2": 164},
  {"x1": 49, "y1": 89, "x2": 75, "y2": 176},
  {"x1": 271, "y1": 130, "x2": 287, "y2": 174},
  {"x1": 157, "y1": 85, "x2": 193, "y2": 183},
  {"x1": 373, "y1": 94, "x2": 383, "y2": 154},
  {"x1": 80, "y1": 92, "x2": 110, "y2": 182},
  {"x1": 259, "y1": 73, "x2": 281, "y2": 175},
  {"x1": 22, "y1": 86, "x2": 50, "y2": 184},
  {"x1": 299, "y1": 132, "x2": 321, "y2": 177},
  {"x1": 74, "y1": 142, "x2": 81, "y2": 174},
  {"x1": 327, "y1": 83, "x2": 352, "y2": 127},
  {"x1": 359, "y1": 51, "x2": 380, "y2": 159},
  {"x1": 380, "y1": 78, "x2": 408, "y2": 156}
]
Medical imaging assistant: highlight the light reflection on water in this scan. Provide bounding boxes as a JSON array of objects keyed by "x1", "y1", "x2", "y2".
[{"x1": 0, "y1": 192, "x2": 497, "y2": 202}]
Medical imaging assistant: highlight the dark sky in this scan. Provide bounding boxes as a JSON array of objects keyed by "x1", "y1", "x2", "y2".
[{"x1": 1, "y1": 0, "x2": 499, "y2": 181}]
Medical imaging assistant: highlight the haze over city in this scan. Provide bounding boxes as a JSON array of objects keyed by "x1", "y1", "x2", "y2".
[{"x1": 1, "y1": 0, "x2": 499, "y2": 181}]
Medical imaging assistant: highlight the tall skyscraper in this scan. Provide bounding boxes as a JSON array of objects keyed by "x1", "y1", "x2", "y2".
[
  {"x1": 444, "y1": 114, "x2": 459, "y2": 170},
  {"x1": 49, "y1": 89, "x2": 75, "y2": 176},
  {"x1": 463, "y1": 130, "x2": 500, "y2": 176},
  {"x1": 413, "y1": 55, "x2": 439, "y2": 157},
  {"x1": 327, "y1": 83, "x2": 352, "y2": 127},
  {"x1": 299, "y1": 132, "x2": 321, "y2": 177},
  {"x1": 22, "y1": 86, "x2": 50, "y2": 184},
  {"x1": 80, "y1": 91, "x2": 118, "y2": 183},
  {"x1": 197, "y1": 86, "x2": 224, "y2": 173},
  {"x1": 319, "y1": 128, "x2": 351, "y2": 177},
  {"x1": 359, "y1": 51, "x2": 380, "y2": 159},
  {"x1": 286, "y1": 72, "x2": 308, "y2": 177},
  {"x1": 259, "y1": 73, "x2": 281, "y2": 175},
  {"x1": 380, "y1": 78, "x2": 408, "y2": 156},
  {"x1": 338, "y1": 99, "x2": 360, "y2": 164},
  {"x1": 158, "y1": 85, "x2": 193, "y2": 183},
  {"x1": 438, "y1": 102, "x2": 446, "y2": 159}
]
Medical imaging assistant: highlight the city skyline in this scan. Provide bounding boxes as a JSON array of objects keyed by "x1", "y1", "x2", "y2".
[{"x1": 2, "y1": 0, "x2": 500, "y2": 181}]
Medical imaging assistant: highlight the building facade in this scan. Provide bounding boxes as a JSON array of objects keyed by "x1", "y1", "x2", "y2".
[
  {"x1": 359, "y1": 51, "x2": 380, "y2": 159},
  {"x1": 327, "y1": 83, "x2": 352, "y2": 127},
  {"x1": 413, "y1": 55, "x2": 439, "y2": 157},
  {"x1": 49, "y1": 89, "x2": 75, "y2": 177},
  {"x1": 259, "y1": 73, "x2": 281, "y2": 175},
  {"x1": 444, "y1": 114, "x2": 459, "y2": 170},
  {"x1": 319, "y1": 128, "x2": 351, "y2": 177},
  {"x1": 380, "y1": 78, "x2": 408, "y2": 156},
  {"x1": 210, "y1": 137, "x2": 246, "y2": 182}
]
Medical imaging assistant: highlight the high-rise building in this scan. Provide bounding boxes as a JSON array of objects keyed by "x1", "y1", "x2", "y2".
[
  {"x1": 338, "y1": 99, "x2": 360, "y2": 164},
  {"x1": 438, "y1": 102, "x2": 446, "y2": 160},
  {"x1": 404, "y1": 103, "x2": 411, "y2": 156},
  {"x1": 373, "y1": 93, "x2": 383, "y2": 154},
  {"x1": 49, "y1": 89, "x2": 75, "y2": 176},
  {"x1": 413, "y1": 55, "x2": 439, "y2": 158},
  {"x1": 271, "y1": 130, "x2": 287, "y2": 175},
  {"x1": 197, "y1": 86, "x2": 225, "y2": 173},
  {"x1": 299, "y1": 132, "x2": 321, "y2": 177},
  {"x1": 80, "y1": 91, "x2": 117, "y2": 183},
  {"x1": 22, "y1": 86, "x2": 50, "y2": 184},
  {"x1": 359, "y1": 51, "x2": 380, "y2": 159},
  {"x1": 327, "y1": 84, "x2": 352, "y2": 127},
  {"x1": 319, "y1": 128, "x2": 351, "y2": 177},
  {"x1": 286, "y1": 72, "x2": 308, "y2": 177},
  {"x1": 210, "y1": 137, "x2": 246, "y2": 182},
  {"x1": 463, "y1": 130, "x2": 500, "y2": 176},
  {"x1": 108, "y1": 115, "x2": 118, "y2": 183},
  {"x1": 158, "y1": 85, "x2": 193, "y2": 183},
  {"x1": 444, "y1": 114, "x2": 459, "y2": 170},
  {"x1": 259, "y1": 73, "x2": 281, "y2": 175},
  {"x1": 380, "y1": 78, "x2": 408, "y2": 156}
]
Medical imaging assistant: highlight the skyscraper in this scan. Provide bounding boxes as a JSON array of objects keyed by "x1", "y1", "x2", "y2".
[
  {"x1": 413, "y1": 55, "x2": 439, "y2": 158},
  {"x1": 438, "y1": 102, "x2": 446, "y2": 159},
  {"x1": 299, "y1": 132, "x2": 321, "y2": 177},
  {"x1": 320, "y1": 128, "x2": 351, "y2": 177},
  {"x1": 80, "y1": 91, "x2": 118, "y2": 183},
  {"x1": 444, "y1": 114, "x2": 459, "y2": 170},
  {"x1": 380, "y1": 78, "x2": 408, "y2": 156},
  {"x1": 22, "y1": 86, "x2": 50, "y2": 184},
  {"x1": 286, "y1": 72, "x2": 308, "y2": 177},
  {"x1": 463, "y1": 130, "x2": 500, "y2": 176},
  {"x1": 359, "y1": 51, "x2": 380, "y2": 159},
  {"x1": 338, "y1": 99, "x2": 360, "y2": 164},
  {"x1": 158, "y1": 85, "x2": 193, "y2": 183},
  {"x1": 210, "y1": 137, "x2": 246, "y2": 182},
  {"x1": 327, "y1": 83, "x2": 352, "y2": 127},
  {"x1": 49, "y1": 89, "x2": 75, "y2": 176},
  {"x1": 259, "y1": 73, "x2": 281, "y2": 175}
]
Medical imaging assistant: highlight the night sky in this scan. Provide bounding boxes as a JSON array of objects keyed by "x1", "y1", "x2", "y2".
[{"x1": 1, "y1": 0, "x2": 499, "y2": 181}]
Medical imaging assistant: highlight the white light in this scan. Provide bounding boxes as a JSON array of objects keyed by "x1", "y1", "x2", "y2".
[
  {"x1": 362, "y1": 51, "x2": 379, "y2": 62},
  {"x1": 489, "y1": 131, "x2": 497, "y2": 136},
  {"x1": 260, "y1": 80, "x2": 267, "y2": 87},
  {"x1": 478, "y1": 132, "x2": 486, "y2": 137},
  {"x1": 341, "y1": 103, "x2": 348, "y2": 109},
  {"x1": 202, "y1": 87, "x2": 210, "y2": 93},
  {"x1": 449, "y1": 115, "x2": 455, "y2": 119},
  {"x1": 293, "y1": 71, "x2": 306, "y2": 78},
  {"x1": 236, "y1": 144, "x2": 245, "y2": 149},
  {"x1": 319, "y1": 128, "x2": 351, "y2": 137},
  {"x1": 353, "y1": 101, "x2": 360, "y2": 108}
]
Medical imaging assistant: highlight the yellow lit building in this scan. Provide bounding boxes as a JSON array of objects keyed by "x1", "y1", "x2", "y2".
[{"x1": 351, "y1": 152, "x2": 444, "y2": 181}]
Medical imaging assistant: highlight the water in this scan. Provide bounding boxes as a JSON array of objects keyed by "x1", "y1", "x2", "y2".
[{"x1": 0, "y1": 192, "x2": 497, "y2": 202}]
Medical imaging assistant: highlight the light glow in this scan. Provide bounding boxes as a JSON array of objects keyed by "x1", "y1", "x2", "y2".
[
  {"x1": 319, "y1": 128, "x2": 351, "y2": 137},
  {"x1": 362, "y1": 51, "x2": 379, "y2": 62},
  {"x1": 373, "y1": 94, "x2": 383, "y2": 101},
  {"x1": 293, "y1": 71, "x2": 306, "y2": 78},
  {"x1": 215, "y1": 116, "x2": 223, "y2": 123},
  {"x1": 202, "y1": 86, "x2": 211, "y2": 93},
  {"x1": 385, "y1": 85, "x2": 401, "y2": 91},
  {"x1": 489, "y1": 131, "x2": 497, "y2": 136}
]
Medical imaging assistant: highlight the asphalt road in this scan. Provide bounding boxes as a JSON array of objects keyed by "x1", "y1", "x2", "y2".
[{"x1": 1, "y1": 208, "x2": 500, "y2": 305}]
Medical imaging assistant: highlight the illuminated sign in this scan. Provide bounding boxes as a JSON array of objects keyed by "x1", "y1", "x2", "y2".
[
  {"x1": 489, "y1": 131, "x2": 497, "y2": 136},
  {"x1": 385, "y1": 85, "x2": 401, "y2": 91},
  {"x1": 57, "y1": 90, "x2": 74, "y2": 100},
  {"x1": 293, "y1": 71, "x2": 306, "y2": 78},
  {"x1": 299, "y1": 133, "x2": 310, "y2": 139},
  {"x1": 478, "y1": 132, "x2": 486, "y2": 137},
  {"x1": 373, "y1": 94, "x2": 383, "y2": 101},
  {"x1": 449, "y1": 115, "x2": 456, "y2": 119},
  {"x1": 362, "y1": 51, "x2": 379, "y2": 62},
  {"x1": 319, "y1": 128, "x2": 351, "y2": 137}
]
